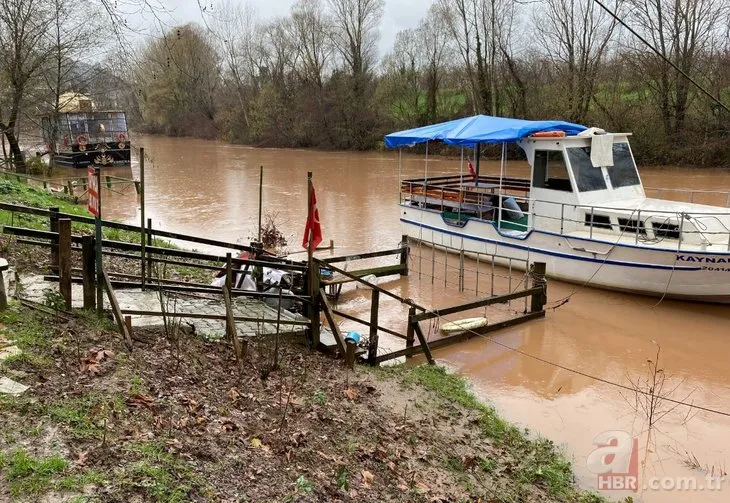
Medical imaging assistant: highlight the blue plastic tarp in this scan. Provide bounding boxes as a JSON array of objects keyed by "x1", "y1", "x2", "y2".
[{"x1": 384, "y1": 115, "x2": 587, "y2": 148}]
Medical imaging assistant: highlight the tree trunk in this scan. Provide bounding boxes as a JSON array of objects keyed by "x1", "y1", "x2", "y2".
[{"x1": 4, "y1": 129, "x2": 25, "y2": 174}]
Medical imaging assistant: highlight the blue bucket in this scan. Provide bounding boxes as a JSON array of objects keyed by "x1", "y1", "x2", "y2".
[{"x1": 344, "y1": 331, "x2": 361, "y2": 344}]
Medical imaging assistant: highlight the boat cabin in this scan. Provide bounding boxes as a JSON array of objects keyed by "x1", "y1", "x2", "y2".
[
  {"x1": 41, "y1": 93, "x2": 131, "y2": 168},
  {"x1": 399, "y1": 132, "x2": 730, "y2": 249}
]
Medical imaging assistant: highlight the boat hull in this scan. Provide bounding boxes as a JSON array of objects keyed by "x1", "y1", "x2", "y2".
[{"x1": 401, "y1": 206, "x2": 730, "y2": 303}]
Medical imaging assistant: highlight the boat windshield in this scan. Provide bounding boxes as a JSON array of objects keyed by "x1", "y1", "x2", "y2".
[
  {"x1": 566, "y1": 147, "x2": 607, "y2": 192},
  {"x1": 566, "y1": 141, "x2": 641, "y2": 191},
  {"x1": 606, "y1": 142, "x2": 641, "y2": 188}
]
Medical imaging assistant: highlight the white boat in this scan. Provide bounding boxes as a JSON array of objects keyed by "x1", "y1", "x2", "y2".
[{"x1": 385, "y1": 116, "x2": 730, "y2": 303}]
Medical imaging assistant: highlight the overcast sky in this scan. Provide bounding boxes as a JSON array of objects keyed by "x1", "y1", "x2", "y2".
[{"x1": 139, "y1": 0, "x2": 432, "y2": 56}]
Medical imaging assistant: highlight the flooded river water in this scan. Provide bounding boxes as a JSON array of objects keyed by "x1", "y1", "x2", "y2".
[{"x1": 101, "y1": 135, "x2": 730, "y2": 502}]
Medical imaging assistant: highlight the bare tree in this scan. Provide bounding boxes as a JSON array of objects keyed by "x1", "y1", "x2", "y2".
[
  {"x1": 291, "y1": 0, "x2": 333, "y2": 90},
  {"x1": 534, "y1": 0, "x2": 622, "y2": 124},
  {"x1": 328, "y1": 0, "x2": 384, "y2": 82},
  {"x1": 0, "y1": 0, "x2": 55, "y2": 172},
  {"x1": 420, "y1": 5, "x2": 451, "y2": 123},
  {"x1": 628, "y1": 0, "x2": 728, "y2": 139},
  {"x1": 437, "y1": 0, "x2": 510, "y2": 116},
  {"x1": 210, "y1": 0, "x2": 256, "y2": 131}
]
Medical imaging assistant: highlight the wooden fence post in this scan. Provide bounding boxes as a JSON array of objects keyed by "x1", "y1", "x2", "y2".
[
  {"x1": 146, "y1": 217, "x2": 152, "y2": 281},
  {"x1": 251, "y1": 241, "x2": 263, "y2": 290},
  {"x1": 58, "y1": 218, "x2": 72, "y2": 310},
  {"x1": 405, "y1": 306, "x2": 415, "y2": 359},
  {"x1": 530, "y1": 262, "x2": 547, "y2": 313},
  {"x1": 81, "y1": 235, "x2": 96, "y2": 309},
  {"x1": 49, "y1": 207, "x2": 59, "y2": 273},
  {"x1": 346, "y1": 340, "x2": 357, "y2": 370},
  {"x1": 140, "y1": 147, "x2": 146, "y2": 290},
  {"x1": 400, "y1": 235, "x2": 409, "y2": 276},
  {"x1": 367, "y1": 289, "x2": 380, "y2": 366},
  {"x1": 225, "y1": 252, "x2": 232, "y2": 290}
]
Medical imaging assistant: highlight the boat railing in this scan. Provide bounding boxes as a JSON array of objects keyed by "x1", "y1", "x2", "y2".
[
  {"x1": 644, "y1": 187, "x2": 730, "y2": 208},
  {"x1": 531, "y1": 200, "x2": 730, "y2": 251},
  {"x1": 401, "y1": 178, "x2": 730, "y2": 250}
]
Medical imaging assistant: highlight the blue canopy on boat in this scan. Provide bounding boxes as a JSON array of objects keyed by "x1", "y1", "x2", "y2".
[{"x1": 384, "y1": 115, "x2": 587, "y2": 148}]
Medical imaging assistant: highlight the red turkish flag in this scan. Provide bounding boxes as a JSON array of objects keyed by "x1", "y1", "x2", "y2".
[
  {"x1": 302, "y1": 184, "x2": 323, "y2": 250},
  {"x1": 468, "y1": 160, "x2": 477, "y2": 181}
]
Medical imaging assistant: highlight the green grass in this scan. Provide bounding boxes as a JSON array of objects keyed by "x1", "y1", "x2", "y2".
[
  {"x1": 373, "y1": 364, "x2": 606, "y2": 501},
  {"x1": 0, "y1": 177, "x2": 212, "y2": 282},
  {"x1": 0, "y1": 449, "x2": 68, "y2": 496},
  {"x1": 121, "y1": 441, "x2": 201, "y2": 502},
  {"x1": 0, "y1": 306, "x2": 50, "y2": 351}
]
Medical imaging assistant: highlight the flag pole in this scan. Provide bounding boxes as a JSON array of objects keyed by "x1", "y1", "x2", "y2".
[{"x1": 306, "y1": 171, "x2": 319, "y2": 347}]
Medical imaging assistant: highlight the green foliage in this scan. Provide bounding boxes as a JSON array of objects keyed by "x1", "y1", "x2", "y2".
[
  {"x1": 42, "y1": 288, "x2": 66, "y2": 312},
  {"x1": 335, "y1": 467, "x2": 349, "y2": 491},
  {"x1": 295, "y1": 475, "x2": 313, "y2": 493},
  {"x1": 309, "y1": 389, "x2": 327, "y2": 405}
]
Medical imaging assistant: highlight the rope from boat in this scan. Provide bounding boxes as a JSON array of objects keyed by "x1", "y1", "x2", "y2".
[
  {"x1": 652, "y1": 211, "x2": 685, "y2": 307},
  {"x1": 547, "y1": 207, "x2": 640, "y2": 310},
  {"x1": 426, "y1": 307, "x2": 730, "y2": 418}
]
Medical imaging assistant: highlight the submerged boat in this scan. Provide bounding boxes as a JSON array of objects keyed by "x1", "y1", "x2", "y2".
[
  {"x1": 385, "y1": 115, "x2": 730, "y2": 303},
  {"x1": 41, "y1": 93, "x2": 131, "y2": 168}
]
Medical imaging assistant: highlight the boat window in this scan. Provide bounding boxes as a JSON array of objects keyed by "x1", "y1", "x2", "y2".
[
  {"x1": 607, "y1": 143, "x2": 641, "y2": 188},
  {"x1": 566, "y1": 147, "x2": 608, "y2": 192},
  {"x1": 585, "y1": 213, "x2": 613, "y2": 230},
  {"x1": 652, "y1": 221, "x2": 680, "y2": 239},
  {"x1": 618, "y1": 218, "x2": 646, "y2": 236},
  {"x1": 533, "y1": 150, "x2": 573, "y2": 192}
]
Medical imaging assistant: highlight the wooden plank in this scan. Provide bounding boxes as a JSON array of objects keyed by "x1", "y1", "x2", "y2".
[
  {"x1": 319, "y1": 288, "x2": 346, "y2": 356},
  {"x1": 2, "y1": 224, "x2": 306, "y2": 272},
  {"x1": 81, "y1": 236, "x2": 95, "y2": 309},
  {"x1": 322, "y1": 247, "x2": 405, "y2": 264},
  {"x1": 58, "y1": 218, "x2": 72, "y2": 310},
  {"x1": 223, "y1": 284, "x2": 244, "y2": 371},
  {"x1": 42, "y1": 274, "x2": 311, "y2": 303},
  {"x1": 375, "y1": 311, "x2": 545, "y2": 363},
  {"x1": 49, "y1": 207, "x2": 59, "y2": 273},
  {"x1": 102, "y1": 270, "x2": 134, "y2": 350},
  {"x1": 330, "y1": 308, "x2": 407, "y2": 340},
  {"x1": 411, "y1": 322, "x2": 435, "y2": 364},
  {"x1": 411, "y1": 287, "x2": 543, "y2": 322},
  {"x1": 315, "y1": 259, "x2": 425, "y2": 311},
  {"x1": 119, "y1": 309, "x2": 311, "y2": 326},
  {"x1": 367, "y1": 290, "x2": 380, "y2": 365},
  {"x1": 320, "y1": 263, "x2": 408, "y2": 286},
  {"x1": 405, "y1": 306, "x2": 415, "y2": 358}
]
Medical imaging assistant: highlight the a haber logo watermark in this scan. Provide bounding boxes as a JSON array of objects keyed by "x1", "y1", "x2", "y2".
[{"x1": 586, "y1": 430, "x2": 639, "y2": 492}]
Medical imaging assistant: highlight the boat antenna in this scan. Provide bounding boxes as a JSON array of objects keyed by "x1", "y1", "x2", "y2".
[{"x1": 591, "y1": 0, "x2": 730, "y2": 114}]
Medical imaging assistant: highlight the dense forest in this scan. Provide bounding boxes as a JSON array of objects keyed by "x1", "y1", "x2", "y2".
[
  {"x1": 131, "y1": 0, "x2": 730, "y2": 165},
  {"x1": 1, "y1": 0, "x2": 729, "y2": 172}
]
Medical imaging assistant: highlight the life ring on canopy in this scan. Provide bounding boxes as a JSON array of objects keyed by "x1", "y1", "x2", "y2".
[
  {"x1": 77, "y1": 134, "x2": 89, "y2": 146},
  {"x1": 532, "y1": 131, "x2": 566, "y2": 138},
  {"x1": 117, "y1": 132, "x2": 127, "y2": 142}
]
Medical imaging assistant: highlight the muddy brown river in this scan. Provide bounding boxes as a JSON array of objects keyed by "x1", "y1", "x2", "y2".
[{"x1": 100, "y1": 135, "x2": 730, "y2": 502}]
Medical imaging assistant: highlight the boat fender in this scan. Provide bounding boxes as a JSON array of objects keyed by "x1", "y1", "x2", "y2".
[
  {"x1": 502, "y1": 197, "x2": 525, "y2": 221},
  {"x1": 117, "y1": 132, "x2": 127, "y2": 142},
  {"x1": 532, "y1": 131, "x2": 565, "y2": 138}
]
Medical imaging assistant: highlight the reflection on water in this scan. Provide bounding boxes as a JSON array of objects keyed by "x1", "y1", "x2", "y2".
[{"x1": 96, "y1": 135, "x2": 730, "y2": 502}]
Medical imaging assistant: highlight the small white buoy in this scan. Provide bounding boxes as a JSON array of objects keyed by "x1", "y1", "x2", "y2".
[
  {"x1": 356, "y1": 274, "x2": 378, "y2": 289},
  {"x1": 440, "y1": 317, "x2": 488, "y2": 334}
]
